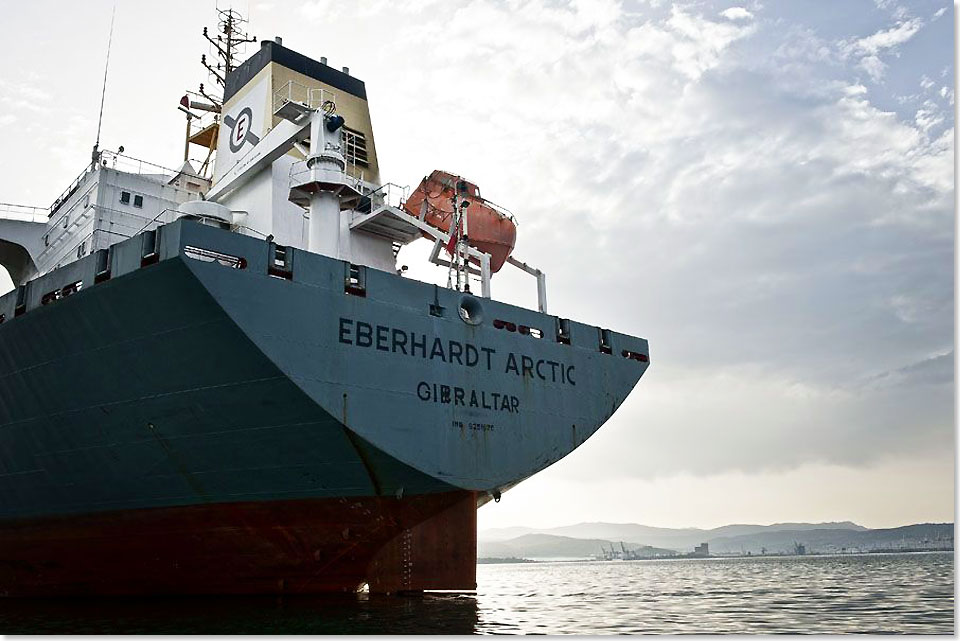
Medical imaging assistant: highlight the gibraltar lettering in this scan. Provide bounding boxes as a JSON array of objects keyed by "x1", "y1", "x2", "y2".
[
  {"x1": 419, "y1": 382, "x2": 519, "y2": 413},
  {"x1": 338, "y1": 317, "x2": 576, "y2": 385}
]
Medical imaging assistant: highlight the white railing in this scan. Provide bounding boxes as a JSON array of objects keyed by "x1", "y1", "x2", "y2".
[
  {"x1": 273, "y1": 80, "x2": 337, "y2": 114},
  {"x1": 288, "y1": 161, "x2": 365, "y2": 194},
  {"x1": 366, "y1": 183, "x2": 410, "y2": 210},
  {"x1": 50, "y1": 150, "x2": 207, "y2": 215},
  {"x1": 99, "y1": 151, "x2": 183, "y2": 178},
  {"x1": 0, "y1": 202, "x2": 48, "y2": 223}
]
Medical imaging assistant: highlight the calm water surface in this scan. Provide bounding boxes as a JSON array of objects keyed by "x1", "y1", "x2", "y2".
[{"x1": 0, "y1": 552, "x2": 952, "y2": 634}]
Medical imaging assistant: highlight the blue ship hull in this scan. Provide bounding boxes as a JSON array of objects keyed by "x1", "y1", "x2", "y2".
[{"x1": 0, "y1": 219, "x2": 649, "y2": 594}]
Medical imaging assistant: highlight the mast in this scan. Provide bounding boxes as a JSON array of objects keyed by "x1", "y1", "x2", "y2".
[
  {"x1": 91, "y1": 4, "x2": 116, "y2": 168},
  {"x1": 182, "y1": 8, "x2": 256, "y2": 176},
  {"x1": 201, "y1": 8, "x2": 257, "y2": 109}
]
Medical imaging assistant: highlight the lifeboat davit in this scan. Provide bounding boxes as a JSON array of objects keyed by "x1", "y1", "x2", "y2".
[{"x1": 403, "y1": 170, "x2": 517, "y2": 273}]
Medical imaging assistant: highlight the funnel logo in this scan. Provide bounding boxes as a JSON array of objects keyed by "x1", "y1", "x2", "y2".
[{"x1": 224, "y1": 106, "x2": 261, "y2": 153}]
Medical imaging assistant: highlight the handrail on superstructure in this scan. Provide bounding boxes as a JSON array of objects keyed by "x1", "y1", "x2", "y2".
[
  {"x1": 273, "y1": 81, "x2": 337, "y2": 114},
  {"x1": 0, "y1": 203, "x2": 49, "y2": 224},
  {"x1": 50, "y1": 150, "x2": 209, "y2": 216},
  {"x1": 364, "y1": 182, "x2": 410, "y2": 210}
]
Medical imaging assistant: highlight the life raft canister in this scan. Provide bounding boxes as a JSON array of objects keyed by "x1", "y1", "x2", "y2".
[{"x1": 402, "y1": 170, "x2": 517, "y2": 273}]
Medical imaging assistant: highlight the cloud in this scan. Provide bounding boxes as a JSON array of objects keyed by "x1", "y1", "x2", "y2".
[
  {"x1": 865, "y1": 351, "x2": 954, "y2": 388},
  {"x1": 0, "y1": 77, "x2": 54, "y2": 115},
  {"x1": 838, "y1": 17, "x2": 925, "y2": 82},
  {"x1": 859, "y1": 54, "x2": 887, "y2": 82},
  {"x1": 720, "y1": 6, "x2": 753, "y2": 21},
  {"x1": 914, "y1": 100, "x2": 945, "y2": 133},
  {"x1": 845, "y1": 19, "x2": 923, "y2": 56}
]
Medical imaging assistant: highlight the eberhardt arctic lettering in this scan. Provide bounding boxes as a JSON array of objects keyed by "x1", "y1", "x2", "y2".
[{"x1": 339, "y1": 317, "x2": 575, "y2": 386}]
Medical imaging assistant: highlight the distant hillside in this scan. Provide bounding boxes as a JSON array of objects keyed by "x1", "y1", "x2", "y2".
[
  {"x1": 478, "y1": 533, "x2": 675, "y2": 560},
  {"x1": 480, "y1": 521, "x2": 868, "y2": 551},
  {"x1": 480, "y1": 526, "x2": 538, "y2": 542},
  {"x1": 478, "y1": 522, "x2": 951, "y2": 557},
  {"x1": 707, "y1": 523, "x2": 953, "y2": 554}
]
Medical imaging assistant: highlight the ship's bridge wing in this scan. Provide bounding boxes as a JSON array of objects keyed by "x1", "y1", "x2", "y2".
[{"x1": 0, "y1": 205, "x2": 46, "y2": 287}]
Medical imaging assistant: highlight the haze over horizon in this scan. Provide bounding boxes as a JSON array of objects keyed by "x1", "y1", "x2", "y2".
[
  {"x1": 0, "y1": 1, "x2": 954, "y2": 531},
  {"x1": 478, "y1": 517, "x2": 945, "y2": 534}
]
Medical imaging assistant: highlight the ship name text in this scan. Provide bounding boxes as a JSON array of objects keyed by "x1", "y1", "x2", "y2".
[
  {"x1": 419, "y1": 382, "x2": 519, "y2": 413},
  {"x1": 338, "y1": 317, "x2": 575, "y2": 386}
]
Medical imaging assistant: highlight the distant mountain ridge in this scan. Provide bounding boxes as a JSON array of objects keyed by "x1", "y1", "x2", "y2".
[
  {"x1": 478, "y1": 521, "x2": 951, "y2": 558},
  {"x1": 481, "y1": 521, "x2": 867, "y2": 548},
  {"x1": 479, "y1": 533, "x2": 676, "y2": 559}
]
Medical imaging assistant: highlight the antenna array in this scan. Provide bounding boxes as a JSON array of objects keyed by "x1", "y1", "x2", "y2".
[
  {"x1": 91, "y1": 3, "x2": 117, "y2": 167},
  {"x1": 199, "y1": 7, "x2": 257, "y2": 110}
]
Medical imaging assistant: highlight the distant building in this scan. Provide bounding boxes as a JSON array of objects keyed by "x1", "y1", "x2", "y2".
[
  {"x1": 693, "y1": 543, "x2": 709, "y2": 557},
  {"x1": 793, "y1": 542, "x2": 806, "y2": 556}
]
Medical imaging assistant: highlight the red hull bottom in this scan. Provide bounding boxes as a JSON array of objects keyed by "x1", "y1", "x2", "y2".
[{"x1": 0, "y1": 492, "x2": 478, "y2": 597}]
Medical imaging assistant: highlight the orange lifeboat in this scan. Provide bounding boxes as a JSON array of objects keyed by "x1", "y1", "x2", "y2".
[{"x1": 403, "y1": 170, "x2": 517, "y2": 273}]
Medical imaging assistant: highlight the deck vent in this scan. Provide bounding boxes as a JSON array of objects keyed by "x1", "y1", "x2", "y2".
[
  {"x1": 345, "y1": 263, "x2": 366, "y2": 297},
  {"x1": 14, "y1": 284, "x2": 27, "y2": 317},
  {"x1": 598, "y1": 328, "x2": 613, "y2": 354},
  {"x1": 267, "y1": 243, "x2": 293, "y2": 279},
  {"x1": 140, "y1": 229, "x2": 160, "y2": 267},
  {"x1": 556, "y1": 318, "x2": 571, "y2": 345},
  {"x1": 94, "y1": 248, "x2": 111, "y2": 283}
]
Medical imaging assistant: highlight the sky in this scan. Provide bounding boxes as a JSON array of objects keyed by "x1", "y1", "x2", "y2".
[{"x1": 0, "y1": 1, "x2": 954, "y2": 530}]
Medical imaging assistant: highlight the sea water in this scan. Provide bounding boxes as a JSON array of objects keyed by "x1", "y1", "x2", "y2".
[{"x1": 0, "y1": 552, "x2": 951, "y2": 634}]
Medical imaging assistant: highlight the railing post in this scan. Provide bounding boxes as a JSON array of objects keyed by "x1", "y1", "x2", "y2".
[
  {"x1": 537, "y1": 271, "x2": 547, "y2": 314},
  {"x1": 480, "y1": 254, "x2": 492, "y2": 299}
]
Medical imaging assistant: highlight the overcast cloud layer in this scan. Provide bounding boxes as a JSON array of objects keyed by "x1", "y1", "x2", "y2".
[{"x1": 0, "y1": 1, "x2": 953, "y2": 527}]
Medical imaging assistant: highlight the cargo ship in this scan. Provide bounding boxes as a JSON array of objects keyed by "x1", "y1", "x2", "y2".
[{"x1": 0, "y1": 10, "x2": 649, "y2": 596}]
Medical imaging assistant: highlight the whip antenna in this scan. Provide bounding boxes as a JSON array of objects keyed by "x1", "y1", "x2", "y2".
[{"x1": 92, "y1": 3, "x2": 116, "y2": 167}]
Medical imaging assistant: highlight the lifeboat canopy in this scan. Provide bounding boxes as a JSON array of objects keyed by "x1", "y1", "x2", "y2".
[{"x1": 403, "y1": 170, "x2": 517, "y2": 273}]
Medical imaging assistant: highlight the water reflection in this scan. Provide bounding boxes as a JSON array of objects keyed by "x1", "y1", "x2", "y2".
[
  {"x1": 0, "y1": 592, "x2": 480, "y2": 635},
  {"x1": 475, "y1": 552, "x2": 954, "y2": 634},
  {"x1": 0, "y1": 553, "x2": 952, "y2": 634}
]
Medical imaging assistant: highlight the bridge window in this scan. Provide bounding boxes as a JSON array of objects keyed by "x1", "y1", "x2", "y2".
[
  {"x1": 133, "y1": 194, "x2": 143, "y2": 208},
  {"x1": 120, "y1": 191, "x2": 131, "y2": 205}
]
